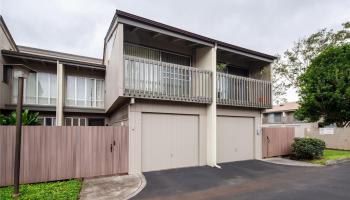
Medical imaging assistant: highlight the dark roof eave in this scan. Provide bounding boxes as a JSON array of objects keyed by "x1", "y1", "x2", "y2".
[
  {"x1": 113, "y1": 10, "x2": 277, "y2": 61},
  {"x1": 1, "y1": 50, "x2": 106, "y2": 70}
]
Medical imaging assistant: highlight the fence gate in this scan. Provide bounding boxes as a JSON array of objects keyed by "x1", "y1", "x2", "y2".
[{"x1": 262, "y1": 127, "x2": 295, "y2": 158}]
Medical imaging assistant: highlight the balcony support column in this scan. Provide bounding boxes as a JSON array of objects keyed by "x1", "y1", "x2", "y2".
[
  {"x1": 56, "y1": 61, "x2": 64, "y2": 126},
  {"x1": 207, "y1": 44, "x2": 217, "y2": 167},
  {"x1": 195, "y1": 44, "x2": 217, "y2": 167}
]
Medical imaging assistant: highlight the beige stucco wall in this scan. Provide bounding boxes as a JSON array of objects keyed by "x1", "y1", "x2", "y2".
[
  {"x1": 262, "y1": 123, "x2": 317, "y2": 138},
  {"x1": 195, "y1": 46, "x2": 217, "y2": 166},
  {"x1": 108, "y1": 104, "x2": 128, "y2": 126},
  {"x1": 305, "y1": 128, "x2": 350, "y2": 150},
  {"x1": 105, "y1": 23, "x2": 124, "y2": 111},
  {"x1": 128, "y1": 100, "x2": 208, "y2": 174},
  {"x1": 217, "y1": 106, "x2": 263, "y2": 160},
  {"x1": 0, "y1": 23, "x2": 16, "y2": 108}
]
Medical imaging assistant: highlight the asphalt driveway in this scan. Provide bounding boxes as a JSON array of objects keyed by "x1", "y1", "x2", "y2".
[{"x1": 133, "y1": 160, "x2": 350, "y2": 200}]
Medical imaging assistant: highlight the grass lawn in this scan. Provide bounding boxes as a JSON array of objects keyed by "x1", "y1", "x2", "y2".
[
  {"x1": 309, "y1": 149, "x2": 350, "y2": 165},
  {"x1": 0, "y1": 179, "x2": 81, "y2": 200}
]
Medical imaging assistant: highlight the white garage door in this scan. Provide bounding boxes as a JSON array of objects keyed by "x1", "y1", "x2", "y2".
[
  {"x1": 217, "y1": 116, "x2": 254, "y2": 163},
  {"x1": 142, "y1": 113, "x2": 199, "y2": 172}
]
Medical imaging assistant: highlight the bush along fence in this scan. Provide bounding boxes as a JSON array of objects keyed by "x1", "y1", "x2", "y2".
[
  {"x1": 0, "y1": 126, "x2": 128, "y2": 187},
  {"x1": 305, "y1": 128, "x2": 350, "y2": 150}
]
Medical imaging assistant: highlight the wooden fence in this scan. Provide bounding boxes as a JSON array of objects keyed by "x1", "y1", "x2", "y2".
[
  {"x1": 262, "y1": 127, "x2": 295, "y2": 158},
  {"x1": 0, "y1": 126, "x2": 128, "y2": 187}
]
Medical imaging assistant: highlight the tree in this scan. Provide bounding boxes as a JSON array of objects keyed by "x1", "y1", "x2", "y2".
[
  {"x1": 0, "y1": 109, "x2": 39, "y2": 125},
  {"x1": 273, "y1": 22, "x2": 350, "y2": 104},
  {"x1": 294, "y1": 44, "x2": 350, "y2": 127}
]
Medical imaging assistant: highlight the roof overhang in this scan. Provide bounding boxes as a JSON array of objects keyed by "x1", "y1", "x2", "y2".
[
  {"x1": 217, "y1": 45, "x2": 275, "y2": 63},
  {"x1": 2, "y1": 50, "x2": 106, "y2": 70},
  {"x1": 104, "y1": 10, "x2": 277, "y2": 63}
]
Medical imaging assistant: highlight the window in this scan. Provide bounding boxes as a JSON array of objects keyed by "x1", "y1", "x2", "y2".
[
  {"x1": 124, "y1": 43, "x2": 191, "y2": 66},
  {"x1": 274, "y1": 113, "x2": 282, "y2": 123},
  {"x1": 161, "y1": 51, "x2": 191, "y2": 66},
  {"x1": 65, "y1": 76, "x2": 104, "y2": 108},
  {"x1": 2, "y1": 65, "x2": 11, "y2": 84},
  {"x1": 65, "y1": 117, "x2": 87, "y2": 126},
  {"x1": 12, "y1": 72, "x2": 56, "y2": 105},
  {"x1": 267, "y1": 113, "x2": 274, "y2": 123},
  {"x1": 38, "y1": 117, "x2": 56, "y2": 126},
  {"x1": 88, "y1": 118, "x2": 105, "y2": 126},
  {"x1": 267, "y1": 113, "x2": 282, "y2": 123},
  {"x1": 124, "y1": 43, "x2": 191, "y2": 95}
]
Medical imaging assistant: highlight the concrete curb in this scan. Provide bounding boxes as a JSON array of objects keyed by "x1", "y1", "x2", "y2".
[
  {"x1": 79, "y1": 173, "x2": 147, "y2": 200},
  {"x1": 325, "y1": 158, "x2": 350, "y2": 166},
  {"x1": 261, "y1": 158, "x2": 323, "y2": 167},
  {"x1": 124, "y1": 173, "x2": 147, "y2": 200}
]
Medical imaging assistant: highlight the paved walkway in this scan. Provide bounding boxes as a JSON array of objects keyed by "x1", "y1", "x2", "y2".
[
  {"x1": 80, "y1": 174, "x2": 146, "y2": 200},
  {"x1": 135, "y1": 160, "x2": 350, "y2": 200},
  {"x1": 262, "y1": 157, "x2": 322, "y2": 167}
]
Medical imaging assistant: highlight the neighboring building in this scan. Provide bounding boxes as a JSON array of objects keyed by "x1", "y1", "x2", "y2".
[
  {"x1": 0, "y1": 17, "x2": 105, "y2": 126},
  {"x1": 1, "y1": 10, "x2": 275, "y2": 173},
  {"x1": 262, "y1": 102, "x2": 318, "y2": 137}
]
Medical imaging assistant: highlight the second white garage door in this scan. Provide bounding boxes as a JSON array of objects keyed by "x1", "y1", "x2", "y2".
[
  {"x1": 141, "y1": 113, "x2": 199, "y2": 172},
  {"x1": 217, "y1": 116, "x2": 254, "y2": 163}
]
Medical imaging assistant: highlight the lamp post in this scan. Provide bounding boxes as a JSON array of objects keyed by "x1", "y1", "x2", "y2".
[{"x1": 11, "y1": 65, "x2": 35, "y2": 197}]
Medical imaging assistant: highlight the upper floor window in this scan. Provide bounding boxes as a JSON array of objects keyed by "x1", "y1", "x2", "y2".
[
  {"x1": 124, "y1": 43, "x2": 191, "y2": 66},
  {"x1": 267, "y1": 113, "x2": 282, "y2": 123},
  {"x1": 65, "y1": 76, "x2": 104, "y2": 108},
  {"x1": 12, "y1": 72, "x2": 56, "y2": 105}
]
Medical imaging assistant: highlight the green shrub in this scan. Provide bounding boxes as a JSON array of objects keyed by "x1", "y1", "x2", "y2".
[
  {"x1": 0, "y1": 109, "x2": 39, "y2": 125},
  {"x1": 291, "y1": 137, "x2": 326, "y2": 160}
]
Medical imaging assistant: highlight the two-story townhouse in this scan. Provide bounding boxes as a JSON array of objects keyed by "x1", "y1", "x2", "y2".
[
  {"x1": 0, "y1": 16, "x2": 106, "y2": 126},
  {"x1": 1, "y1": 10, "x2": 276, "y2": 174},
  {"x1": 103, "y1": 10, "x2": 275, "y2": 173}
]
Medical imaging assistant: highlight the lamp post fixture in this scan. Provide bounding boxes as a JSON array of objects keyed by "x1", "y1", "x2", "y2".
[{"x1": 11, "y1": 65, "x2": 35, "y2": 197}]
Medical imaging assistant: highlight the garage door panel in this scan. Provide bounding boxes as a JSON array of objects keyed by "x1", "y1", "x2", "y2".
[
  {"x1": 217, "y1": 116, "x2": 254, "y2": 163},
  {"x1": 173, "y1": 115, "x2": 199, "y2": 169},
  {"x1": 142, "y1": 114, "x2": 173, "y2": 172},
  {"x1": 142, "y1": 113, "x2": 199, "y2": 172}
]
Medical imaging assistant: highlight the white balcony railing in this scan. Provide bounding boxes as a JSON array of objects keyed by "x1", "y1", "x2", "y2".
[
  {"x1": 123, "y1": 55, "x2": 212, "y2": 103},
  {"x1": 217, "y1": 72, "x2": 272, "y2": 108}
]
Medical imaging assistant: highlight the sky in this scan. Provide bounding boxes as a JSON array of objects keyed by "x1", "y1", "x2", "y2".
[{"x1": 1, "y1": 0, "x2": 350, "y2": 102}]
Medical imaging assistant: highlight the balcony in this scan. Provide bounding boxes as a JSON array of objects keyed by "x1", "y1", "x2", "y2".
[
  {"x1": 123, "y1": 55, "x2": 212, "y2": 103},
  {"x1": 217, "y1": 72, "x2": 272, "y2": 108}
]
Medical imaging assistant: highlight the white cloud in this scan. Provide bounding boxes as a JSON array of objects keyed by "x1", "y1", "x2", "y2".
[{"x1": 2, "y1": 0, "x2": 350, "y2": 101}]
